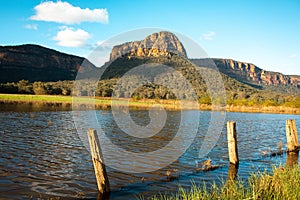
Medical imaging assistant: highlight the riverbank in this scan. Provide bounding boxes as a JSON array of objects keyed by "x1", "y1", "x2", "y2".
[
  {"x1": 0, "y1": 94, "x2": 299, "y2": 114},
  {"x1": 151, "y1": 164, "x2": 300, "y2": 200}
]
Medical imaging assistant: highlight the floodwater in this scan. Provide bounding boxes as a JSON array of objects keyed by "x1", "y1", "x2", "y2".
[{"x1": 0, "y1": 104, "x2": 299, "y2": 199}]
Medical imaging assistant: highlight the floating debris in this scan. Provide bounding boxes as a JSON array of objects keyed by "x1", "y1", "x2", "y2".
[
  {"x1": 165, "y1": 169, "x2": 179, "y2": 181},
  {"x1": 196, "y1": 159, "x2": 222, "y2": 172},
  {"x1": 48, "y1": 120, "x2": 53, "y2": 126}
]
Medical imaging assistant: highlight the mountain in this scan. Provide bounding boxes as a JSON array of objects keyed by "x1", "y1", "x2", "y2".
[
  {"x1": 0, "y1": 32, "x2": 299, "y2": 99},
  {"x1": 110, "y1": 31, "x2": 187, "y2": 60},
  {"x1": 109, "y1": 31, "x2": 300, "y2": 88},
  {"x1": 0, "y1": 44, "x2": 96, "y2": 83}
]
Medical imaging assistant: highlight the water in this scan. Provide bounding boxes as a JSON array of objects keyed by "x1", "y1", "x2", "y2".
[{"x1": 0, "y1": 104, "x2": 300, "y2": 199}]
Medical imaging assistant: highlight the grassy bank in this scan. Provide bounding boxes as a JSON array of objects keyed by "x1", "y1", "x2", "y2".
[
  {"x1": 0, "y1": 94, "x2": 299, "y2": 114},
  {"x1": 151, "y1": 165, "x2": 300, "y2": 200}
]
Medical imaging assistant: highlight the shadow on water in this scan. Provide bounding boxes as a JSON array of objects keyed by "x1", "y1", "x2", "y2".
[{"x1": 0, "y1": 105, "x2": 300, "y2": 199}]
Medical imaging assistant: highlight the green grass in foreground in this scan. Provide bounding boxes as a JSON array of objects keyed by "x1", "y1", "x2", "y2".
[{"x1": 150, "y1": 165, "x2": 300, "y2": 200}]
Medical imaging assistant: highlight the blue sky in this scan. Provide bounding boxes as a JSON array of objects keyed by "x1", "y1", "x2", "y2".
[{"x1": 1, "y1": 0, "x2": 300, "y2": 75}]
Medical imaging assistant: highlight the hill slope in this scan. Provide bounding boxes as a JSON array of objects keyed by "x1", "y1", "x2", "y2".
[{"x1": 0, "y1": 44, "x2": 96, "y2": 83}]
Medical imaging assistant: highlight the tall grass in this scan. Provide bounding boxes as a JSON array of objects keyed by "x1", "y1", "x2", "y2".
[{"x1": 151, "y1": 165, "x2": 300, "y2": 200}]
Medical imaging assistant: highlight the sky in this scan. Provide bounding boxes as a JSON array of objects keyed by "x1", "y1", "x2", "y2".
[{"x1": 1, "y1": 0, "x2": 300, "y2": 75}]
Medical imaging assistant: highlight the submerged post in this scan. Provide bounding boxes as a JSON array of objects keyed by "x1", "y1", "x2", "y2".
[
  {"x1": 286, "y1": 119, "x2": 299, "y2": 153},
  {"x1": 227, "y1": 121, "x2": 239, "y2": 165},
  {"x1": 87, "y1": 129, "x2": 110, "y2": 195}
]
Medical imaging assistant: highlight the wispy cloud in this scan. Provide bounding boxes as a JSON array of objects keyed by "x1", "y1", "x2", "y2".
[
  {"x1": 53, "y1": 26, "x2": 91, "y2": 47},
  {"x1": 24, "y1": 24, "x2": 38, "y2": 30},
  {"x1": 96, "y1": 41, "x2": 105, "y2": 46},
  {"x1": 289, "y1": 54, "x2": 297, "y2": 58},
  {"x1": 96, "y1": 40, "x2": 114, "y2": 48},
  {"x1": 30, "y1": 1, "x2": 108, "y2": 24},
  {"x1": 202, "y1": 31, "x2": 216, "y2": 41}
]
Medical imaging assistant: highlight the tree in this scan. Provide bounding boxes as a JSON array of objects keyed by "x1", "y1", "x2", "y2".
[{"x1": 33, "y1": 82, "x2": 47, "y2": 95}]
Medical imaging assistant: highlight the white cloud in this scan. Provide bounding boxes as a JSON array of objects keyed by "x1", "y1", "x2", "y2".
[
  {"x1": 30, "y1": 1, "x2": 108, "y2": 24},
  {"x1": 53, "y1": 26, "x2": 91, "y2": 47},
  {"x1": 289, "y1": 54, "x2": 297, "y2": 58},
  {"x1": 25, "y1": 24, "x2": 38, "y2": 30},
  {"x1": 202, "y1": 31, "x2": 216, "y2": 41}
]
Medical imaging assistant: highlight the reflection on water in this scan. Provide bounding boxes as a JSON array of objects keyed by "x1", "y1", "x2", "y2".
[
  {"x1": 0, "y1": 102, "x2": 72, "y2": 112},
  {"x1": 0, "y1": 104, "x2": 300, "y2": 199},
  {"x1": 227, "y1": 164, "x2": 239, "y2": 181},
  {"x1": 286, "y1": 152, "x2": 299, "y2": 167}
]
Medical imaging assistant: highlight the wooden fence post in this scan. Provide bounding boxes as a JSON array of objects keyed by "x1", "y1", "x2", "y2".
[
  {"x1": 227, "y1": 121, "x2": 239, "y2": 165},
  {"x1": 286, "y1": 119, "x2": 299, "y2": 153},
  {"x1": 87, "y1": 129, "x2": 110, "y2": 195}
]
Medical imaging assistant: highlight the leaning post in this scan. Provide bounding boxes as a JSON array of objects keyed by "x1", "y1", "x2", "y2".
[{"x1": 87, "y1": 129, "x2": 110, "y2": 195}]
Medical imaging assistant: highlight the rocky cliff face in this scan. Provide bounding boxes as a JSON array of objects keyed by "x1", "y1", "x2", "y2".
[
  {"x1": 110, "y1": 31, "x2": 187, "y2": 60},
  {"x1": 0, "y1": 44, "x2": 95, "y2": 82},
  {"x1": 193, "y1": 58, "x2": 300, "y2": 86},
  {"x1": 214, "y1": 59, "x2": 300, "y2": 86}
]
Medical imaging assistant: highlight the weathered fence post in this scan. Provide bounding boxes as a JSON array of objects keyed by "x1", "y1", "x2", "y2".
[
  {"x1": 286, "y1": 119, "x2": 299, "y2": 153},
  {"x1": 87, "y1": 129, "x2": 110, "y2": 195},
  {"x1": 227, "y1": 121, "x2": 239, "y2": 165}
]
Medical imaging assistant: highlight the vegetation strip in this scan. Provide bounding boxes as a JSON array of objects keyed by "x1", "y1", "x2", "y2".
[
  {"x1": 0, "y1": 94, "x2": 300, "y2": 114},
  {"x1": 150, "y1": 165, "x2": 300, "y2": 200}
]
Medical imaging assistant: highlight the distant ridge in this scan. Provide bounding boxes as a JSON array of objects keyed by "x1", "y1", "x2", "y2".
[
  {"x1": 192, "y1": 58, "x2": 300, "y2": 87},
  {"x1": 0, "y1": 44, "x2": 96, "y2": 83}
]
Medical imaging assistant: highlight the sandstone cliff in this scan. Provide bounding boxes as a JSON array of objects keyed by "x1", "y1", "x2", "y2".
[
  {"x1": 192, "y1": 58, "x2": 300, "y2": 87},
  {"x1": 110, "y1": 31, "x2": 187, "y2": 60}
]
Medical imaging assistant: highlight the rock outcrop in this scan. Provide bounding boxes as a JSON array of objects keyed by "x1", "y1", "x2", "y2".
[{"x1": 110, "y1": 31, "x2": 187, "y2": 60}]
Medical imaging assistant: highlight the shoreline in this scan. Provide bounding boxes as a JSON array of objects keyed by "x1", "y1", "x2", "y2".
[{"x1": 0, "y1": 94, "x2": 299, "y2": 114}]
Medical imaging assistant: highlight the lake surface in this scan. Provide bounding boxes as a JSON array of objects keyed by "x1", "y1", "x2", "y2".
[{"x1": 1, "y1": 104, "x2": 300, "y2": 199}]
